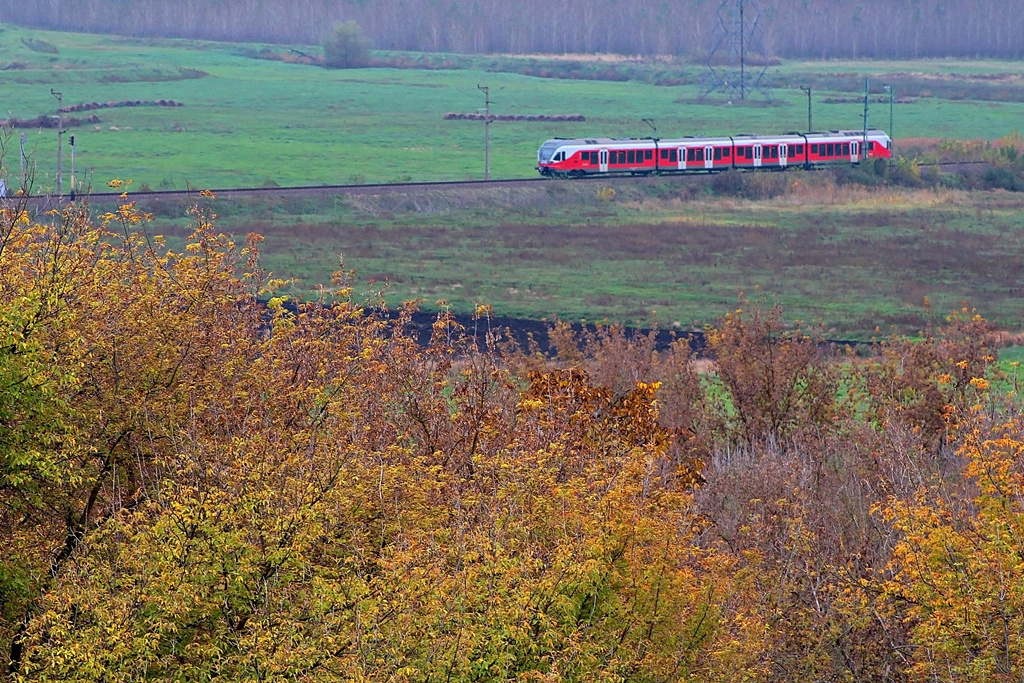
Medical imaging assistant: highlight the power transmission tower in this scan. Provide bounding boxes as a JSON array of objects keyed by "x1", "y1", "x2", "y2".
[{"x1": 699, "y1": 0, "x2": 773, "y2": 102}]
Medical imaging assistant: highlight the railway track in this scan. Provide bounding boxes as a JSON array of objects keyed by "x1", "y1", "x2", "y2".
[{"x1": 10, "y1": 159, "x2": 993, "y2": 211}]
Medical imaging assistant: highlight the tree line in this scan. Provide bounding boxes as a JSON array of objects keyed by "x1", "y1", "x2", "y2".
[
  {"x1": 2, "y1": 185, "x2": 1023, "y2": 680},
  {"x1": 1, "y1": 0, "x2": 1022, "y2": 60}
]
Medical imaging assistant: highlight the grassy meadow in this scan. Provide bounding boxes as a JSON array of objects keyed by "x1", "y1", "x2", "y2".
[
  {"x1": 4, "y1": 24, "x2": 1024, "y2": 337},
  {"x1": 5, "y1": 26, "x2": 1024, "y2": 189}
]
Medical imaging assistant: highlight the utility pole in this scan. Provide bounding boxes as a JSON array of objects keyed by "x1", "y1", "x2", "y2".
[
  {"x1": 477, "y1": 84, "x2": 490, "y2": 180},
  {"x1": 862, "y1": 79, "x2": 869, "y2": 163},
  {"x1": 799, "y1": 86, "x2": 812, "y2": 132},
  {"x1": 51, "y1": 88, "x2": 63, "y2": 195},
  {"x1": 882, "y1": 83, "x2": 894, "y2": 161},
  {"x1": 69, "y1": 135, "x2": 76, "y2": 199}
]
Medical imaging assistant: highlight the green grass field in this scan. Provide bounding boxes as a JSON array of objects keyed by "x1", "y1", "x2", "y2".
[
  {"x1": 5, "y1": 25, "x2": 1024, "y2": 338},
  {"x1": 4, "y1": 26, "x2": 1024, "y2": 190}
]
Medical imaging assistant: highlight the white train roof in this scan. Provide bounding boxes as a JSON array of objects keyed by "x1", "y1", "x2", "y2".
[{"x1": 542, "y1": 129, "x2": 890, "y2": 150}]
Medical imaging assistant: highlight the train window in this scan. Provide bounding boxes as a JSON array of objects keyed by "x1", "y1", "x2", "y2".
[
  {"x1": 660, "y1": 149, "x2": 669, "y2": 159},
  {"x1": 669, "y1": 149, "x2": 677, "y2": 162},
  {"x1": 697, "y1": 149, "x2": 705, "y2": 162},
  {"x1": 714, "y1": 148, "x2": 722, "y2": 161},
  {"x1": 795, "y1": 144, "x2": 803, "y2": 155},
  {"x1": 628, "y1": 150, "x2": 635, "y2": 164},
  {"x1": 811, "y1": 144, "x2": 818, "y2": 155},
  {"x1": 619, "y1": 151, "x2": 627, "y2": 163},
  {"x1": 843, "y1": 143, "x2": 850, "y2": 155},
  {"x1": 645, "y1": 150, "x2": 652, "y2": 160},
  {"x1": 723, "y1": 148, "x2": 731, "y2": 157},
  {"x1": 581, "y1": 151, "x2": 589, "y2": 162}
]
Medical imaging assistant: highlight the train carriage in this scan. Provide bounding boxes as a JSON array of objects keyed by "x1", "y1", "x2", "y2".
[{"x1": 537, "y1": 129, "x2": 892, "y2": 177}]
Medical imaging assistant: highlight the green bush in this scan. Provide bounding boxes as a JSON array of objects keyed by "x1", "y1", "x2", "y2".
[
  {"x1": 981, "y1": 166, "x2": 1024, "y2": 191},
  {"x1": 324, "y1": 21, "x2": 371, "y2": 69},
  {"x1": 710, "y1": 169, "x2": 789, "y2": 199}
]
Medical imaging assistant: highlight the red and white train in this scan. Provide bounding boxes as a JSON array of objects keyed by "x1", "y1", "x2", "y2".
[{"x1": 536, "y1": 129, "x2": 892, "y2": 177}]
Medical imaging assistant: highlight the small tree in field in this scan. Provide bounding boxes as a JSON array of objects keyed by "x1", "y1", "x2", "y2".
[{"x1": 323, "y1": 21, "x2": 370, "y2": 68}]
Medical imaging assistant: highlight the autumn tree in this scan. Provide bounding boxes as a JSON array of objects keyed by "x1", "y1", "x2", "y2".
[
  {"x1": 0, "y1": 190, "x2": 266, "y2": 675},
  {"x1": 705, "y1": 300, "x2": 840, "y2": 447},
  {"x1": 877, "y1": 409, "x2": 1024, "y2": 681},
  {"x1": 4, "y1": 200, "x2": 772, "y2": 681},
  {"x1": 859, "y1": 307, "x2": 998, "y2": 453}
]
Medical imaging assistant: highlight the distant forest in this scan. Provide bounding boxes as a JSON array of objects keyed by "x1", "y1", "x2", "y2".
[{"x1": 1, "y1": 0, "x2": 1020, "y2": 59}]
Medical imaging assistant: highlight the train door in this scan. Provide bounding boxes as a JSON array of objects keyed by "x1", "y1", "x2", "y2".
[
  {"x1": 678, "y1": 147, "x2": 687, "y2": 171},
  {"x1": 753, "y1": 144, "x2": 762, "y2": 168},
  {"x1": 850, "y1": 141, "x2": 860, "y2": 163},
  {"x1": 779, "y1": 143, "x2": 788, "y2": 168},
  {"x1": 599, "y1": 149, "x2": 609, "y2": 173},
  {"x1": 704, "y1": 146, "x2": 714, "y2": 170}
]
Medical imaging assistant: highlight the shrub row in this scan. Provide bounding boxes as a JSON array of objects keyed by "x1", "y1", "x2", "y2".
[
  {"x1": 60, "y1": 99, "x2": 184, "y2": 113},
  {"x1": 1, "y1": 113, "x2": 101, "y2": 129},
  {"x1": 443, "y1": 113, "x2": 585, "y2": 121}
]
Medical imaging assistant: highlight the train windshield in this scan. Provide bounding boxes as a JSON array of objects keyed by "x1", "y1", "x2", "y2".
[{"x1": 538, "y1": 140, "x2": 562, "y2": 163}]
